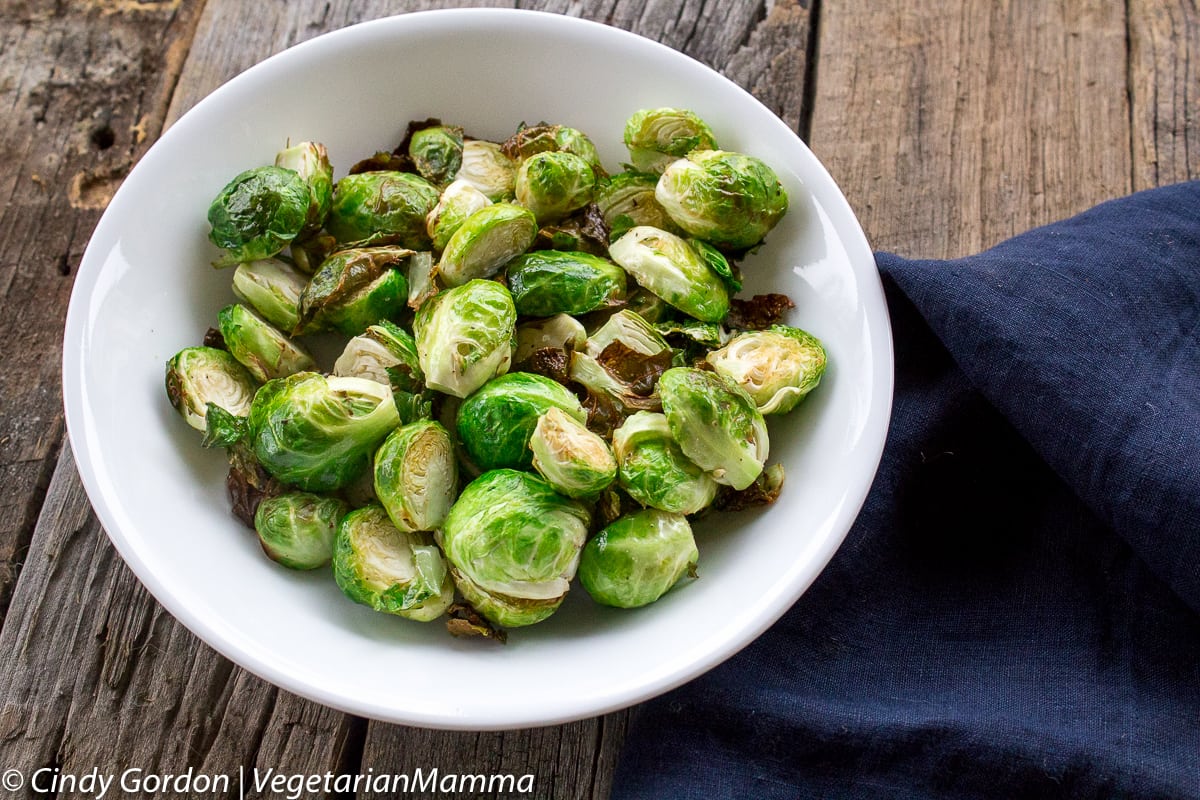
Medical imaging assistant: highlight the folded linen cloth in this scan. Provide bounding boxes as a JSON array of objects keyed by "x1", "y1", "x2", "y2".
[{"x1": 612, "y1": 182, "x2": 1200, "y2": 799}]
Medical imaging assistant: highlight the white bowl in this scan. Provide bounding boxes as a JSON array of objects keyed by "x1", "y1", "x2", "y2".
[{"x1": 63, "y1": 9, "x2": 892, "y2": 729}]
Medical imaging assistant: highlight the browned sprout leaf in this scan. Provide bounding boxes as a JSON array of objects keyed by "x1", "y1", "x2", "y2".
[
  {"x1": 446, "y1": 603, "x2": 508, "y2": 643},
  {"x1": 583, "y1": 391, "x2": 627, "y2": 439},
  {"x1": 500, "y1": 123, "x2": 558, "y2": 161},
  {"x1": 517, "y1": 347, "x2": 573, "y2": 385},
  {"x1": 714, "y1": 463, "x2": 786, "y2": 512},
  {"x1": 532, "y1": 203, "x2": 611, "y2": 257},
  {"x1": 596, "y1": 341, "x2": 673, "y2": 396},
  {"x1": 348, "y1": 151, "x2": 409, "y2": 175},
  {"x1": 226, "y1": 443, "x2": 283, "y2": 529},
  {"x1": 202, "y1": 327, "x2": 226, "y2": 350},
  {"x1": 726, "y1": 293, "x2": 795, "y2": 330}
]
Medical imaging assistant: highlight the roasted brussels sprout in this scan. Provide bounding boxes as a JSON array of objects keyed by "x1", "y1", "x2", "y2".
[
  {"x1": 165, "y1": 346, "x2": 258, "y2": 432},
  {"x1": 408, "y1": 125, "x2": 464, "y2": 187},
  {"x1": 425, "y1": 179, "x2": 492, "y2": 251},
  {"x1": 505, "y1": 250, "x2": 626, "y2": 317},
  {"x1": 413, "y1": 279, "x2": 516, "y2": 398},
  {"x1": 595, "y1": 171, "x2": 683, "y2": 240},
  {"x1": 333, "y1": 505, "x2": 454, "y2": 621},
  {"x1": 656, "y1": 150, "x2": 788, "y2": 250},
  {"x1": 248, "y1": 372, "x2": 400, "y2": 492},
  {"x1": 623, "y1": 108, "x2": 718, "y2": 174},
  {"x1": 608, "y1": 226, "x2": 730, "y2": 323},
  {"x1": 439, "y1": 469, "x2": 589, "y2": 627},
  {"x1": 326, "y1": 171, "x2": 439, "y2": 248},
  {"x1": 690, "y1": 237, "x2": 741, "y2": 293},
  {"x1": 612, "y1": 411, "x2": 717, "y2": 514},
  {"x1": 514, "y1": 314, "x2": 587, "y2": 363},
  {"x1": 515, "y1": 151, "x2": 597, "y2": 224},
  {"x1": 530, "y1": 407, "x2": 617, "y2": 498},
  {"x1": 297, "y1": 246, "x2": 411, "y2": 336},
  {"x1": 438, "y1": 203, "x2": 538, "y2": 286},
  {"x1": 254, "y1": 492, "x2": 347, "y2": 570},
  {"x1": 231, "y1": 257, "x2": 308, "y2": 332},
  {"x1": 455, "y1": 140, "x2": 519, "y2": 200},
  {"x1": 707, "y1": 325, "x2": 827, "y2": 414},
  {"x1": 503, "y1": 124, "x2": 604, "y2": 170},
  {"x1": 658, "y1": 367, "x2": 768, "y2": 490},
  {"x1": 207, "y1": 166, "x2": 311, "y2": 267},
  {"x1": 579, "y1": 509, "x2": 698, "y2": 608},
  {"x1": 586, "y1": 309, "x2": 671, "y2": 358},
  {"x1": 333, "y1": 320, "x2": 423, "y2": 392},
  {"x1": 374, "y1": 420, "x2": 458, "y2": 532},
  {"x1": 274, "y1": 141, "x2": 333, "y2": 235},
  {"x1": 218, "y1": 303, "x2": 315, "y2": 382},
  {"x1": 456, "y1": 372, "x2": 586, "y2": 472}
]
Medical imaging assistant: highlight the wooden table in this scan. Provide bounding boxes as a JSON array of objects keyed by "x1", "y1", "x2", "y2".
[{"x1": 0, "y1": 1, "x2": 1194, "y2": 797}]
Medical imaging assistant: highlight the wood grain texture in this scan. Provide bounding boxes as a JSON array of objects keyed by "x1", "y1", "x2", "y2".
[
  {"x1": 1129, "y1": 0, "x2": 1200, "y2": 188},
  {"x1": 809, "y1": 1, "x2": 1132, "y2": 259}
]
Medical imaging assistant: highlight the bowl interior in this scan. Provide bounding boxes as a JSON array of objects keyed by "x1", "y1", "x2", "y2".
[{"x1": 64, "y1": 9, "x2": 892, "y2": 729}]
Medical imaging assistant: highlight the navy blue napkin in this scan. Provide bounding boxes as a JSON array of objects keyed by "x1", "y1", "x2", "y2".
[{"x1": 612, "y1": 182, "x2": 1200, "y2": 799}]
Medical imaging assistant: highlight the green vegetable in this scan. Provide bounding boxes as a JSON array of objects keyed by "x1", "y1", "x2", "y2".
[
  {"x1": 514, "y1": 314, "x2": 587, "y2": 363},
  {"x1": 333, "y1": 320, "x2": 423, "y2": 392},
  {"x1": 327, "y1": 171, "x2": 439, "y2": 248},
  {"x1": 296, "y1": 246, "x2": 412, "y2": 336},
  {"x1": 254, "y1": 492, "x2": 347, "y2": 570},
  {"x1": 425, "y1": 178, "x2": 492, "y2": 251},
  {"x1": 413, "y1": 279, "x2": 516, "y2": 398},
  {"x1": 706, "y1": 325, "x2": 827, "y2": 414},
  {"x1": 231, "y1": 257, "x2": 308, "y2": 332},
  {"x1": 595, "y1": 170, "x2": 683, "y2": 240},
  {"x1": 374, "y1": 420, "x2": 458, "y2": 532},
  {"x1": 454, "y1": 140, "x2": 519, "y2": 200},
  {"x1": 165, "y1": 346, "x2": 258, "y2": 432},
  {"x1": 218, "y1": 303, "x2": 315, "y2": 382},
  {"x1": 579, "y1": 509, "x2": 698, "y2": 608},
  {"x1": 505, "y1": 250, "x2": 626, "y2": 317},
  {"x1": 456, "y1": 372, "x2": 586, "y2": 472},
  {"x1": 438, "y1": 203, "x2": 538, "y2": 286},
  {"x1": 207, "y1": 166, "x2": 311, "y2": 267},
  {"x1": 274, "y1": 141, "x2": 333, "y2": 235},
  {"x1": 529, "y1": 407, "x2": 617, "y2": 498},
  {"x1": 514, "y1": 151, "x2": 597, "y2": 224},
  {"x1": 408, "y1": 125, "x2": 464, "y2": 187},
  {"x1": 612, "y1": 411, "x2": 717, "y2": 514},
  {"x1": 623, "y1": 108, "x2": 718, "y2": 174},
  {"x1": 608, "y1": 226, "x2": 730, "y2": 323}
]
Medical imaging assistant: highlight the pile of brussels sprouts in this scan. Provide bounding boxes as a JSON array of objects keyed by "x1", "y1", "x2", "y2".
[{"x1": 165, "y1": 109, "x2": 828, "y2": 639}]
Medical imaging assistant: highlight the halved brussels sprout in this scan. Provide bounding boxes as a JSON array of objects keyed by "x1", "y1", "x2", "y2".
[
  {"x1": 425, "y1": 179, "x2": 492, "y2": 251},
  {"x1": 656, "y1": 150, "x2": 788, "y2": 250},
  {"x1": 408, "y1": 125, "x2": 464, "y2": 187},
  {"x1": 595, "y1": 171, "x2": 683, "y2": 240},
  {"x1": 207, "y1": 166, "x2": 311, "y2": 267},
  {"x1": 515, "y1": 151, "x2": 597, "y2": 224},
  {"x1": 706, "y1": 325, "x2": 827, "y2": 414},
  {"x1": 455, "y1": 140, "x2": 519, "y2": 200},
  {"x1": 254, "y1": 492, "x2": 347, "y2": 570},
  {"x1": 502, "y1": 124, "x2": 604, "y2": 170},
  {"x1": 579, "y1": 509, "x2": 698, "y2": 608},
  {"x1": 297, "y1": 246, "x2": 411, "y2": 336},
  {"x1": 658, "y1": 367, "x2": 768, "y2": 490},
  {"x1": 333, "y1": 320, "x2": 423, "y2": 392},
  {"x1": 374, "y1": 420, "x2": 458, "y2": 533},
  {"x1": 438, "y1": 203, "x2": 538, "y2": 286},
  {"x1": 165, "y1": 346, "x2": 258, "y2": 432},
  {"x1": 608, "y1": 226, "x2": 730, "y2": 323},
  {"x1": 249, "y1": 372, "x2": 400, "y2": 492},
  {"x1": 274, "y1": 141, "x2": 333, "y2": 235},
  {"x1": 623, "y1": 108, "x2": 718, "y2": 174},
  {"x1": 413, "y1": 279, "x2": 516, "y2": 398},
  {"x1": 231, "y1": 258, "x2": 308, "y2": 332},
  {"x1": 530, "y1": 407, "x2": 617, "y2": 498},
  {"x1": 505, "y1": 250, "x2": 626, "y2": 317},
  {"x1": 586, "y1": 309, "x2": 671, "y2": 358},
  {"x1": 612, "y1": 411, "x2": 717, "y2": 514},
  {"x1": 326, "y1": 171, "x2": 439, "y2": 248},
  {"x1": 218, "y1": 303, "x2": 316, "y2": 382},
  {"x1": 456, "y1": 372, "x2": 586, "y2": 472},
  {"x1": 439, "y1": 469, "x2": 589, "y2": 628},
  {"x1": 514, "y1": 314, "x2": 587, "y2": 363},
  {"x1": 333, "y1": 505, "x2": 454, "y2": 621}
]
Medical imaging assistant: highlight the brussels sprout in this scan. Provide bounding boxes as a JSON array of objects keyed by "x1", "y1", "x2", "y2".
[
  {"x1": 623, "y1": 108, "x2": 718, "y2": 174},
  {"x1": 207, "y1": 166, "x2": 311, "y2": 267},
  {"x1": 595, "y1": 171, "x2": 683, "y2": 240},
  {"x1": 374, "y1": 420, "x2": 458, "y2": 532},
  {"x1": 457, "y1": 372, "x2": 586, "y2": 472},
  {"x1": 608, "y1": 226, "x2": 730, "y2": 323},
  {"x1": 333, "y1": 320, "x2": 423, "y2": 391},
  {"x1": 165, "y1": 346, "x2": 258, "y2": 432},
  {"x1": 327, "y1": 171, "x2": 439, "y2": 248},
  {"x1": 586, "y1": 309, "x2": 671, "y2": 358},
  {"x1": 438, "y1": 203, "x2": 538, "y2": 286},
  {"x1": 515, "y1": 151, "x2": 596, "y2": 224},
  {"x1": 658, "y1": 367, "x2": 768, "y2": 490},
  {"x1": 656, "y1": 150, "x2": 788, "y2": 250},
  {"x1": 231, "y1": 258, "x2": 308, "y2": 332},
  {"x1": 530, "y1": 407, "x2": 617, "y2": 498},
  {"x1": 612, "y1": 411, "x2": 717, "y2": 515},
  {"x1": 579, "y1": 509, "x2": 698, "y2": 608},
  {"x1": 274, "y1": 141, "x2": 333, "y2": 235},
  {"x1": 426, "y1": 179, "x2": 492, "y2": 251},
  {"x1": 413, "y1": 279, "x2": 515, "y2": 398},
  {"x1": 439, "y1": 469, "x2": 589, "y2": 627},
  {"x1": 254, "y1": 492, "x2": 347, "y2": 570},
  {"x1": 689, "y1": 237, "x2": 741, "y2": 293},
  {"x1": 455, "y1": 140, "x2": 518, "y2": 200},
  {"x1": 514, "y1": 314, "x2": 587, "y2": 363},
  {"x1": 406, "y1": 250, "x2": 438, "y2": 310},
  {"x1": 408, "y1": 125, "x2": 464, "y2": 186},
  {"x1": 333, "y1": 505, "x2": 454, "y2": 621},
  {"x1": 706, "y1": 326, "x2": 827, "y2": 414},
  {"x1": 248, "y1": 372, "x2": 400, "y2": 492},
  {"x1": 506, "y1": 250, "x2": 626, "y2": 317},
  {"x1": 218, "y1": 304, "x2": 316, "y2": 382},
  {"x1": 502, "y1": 124, "x2": 604, "y2": 172},
  {"x1": 201, "y1": 403, "x2": 249, "y2": 449},
  {"x1": 297, "y1": 246, "x2": 411, "y2": 336}
]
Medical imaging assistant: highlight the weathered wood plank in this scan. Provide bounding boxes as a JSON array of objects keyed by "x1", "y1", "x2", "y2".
[
  {"x1": 809, "y1": 1, "x2": 1131, "y2": 258},
  {"x1": 1129, "y1": 0, "x2": 1200, "y2": 189}
]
